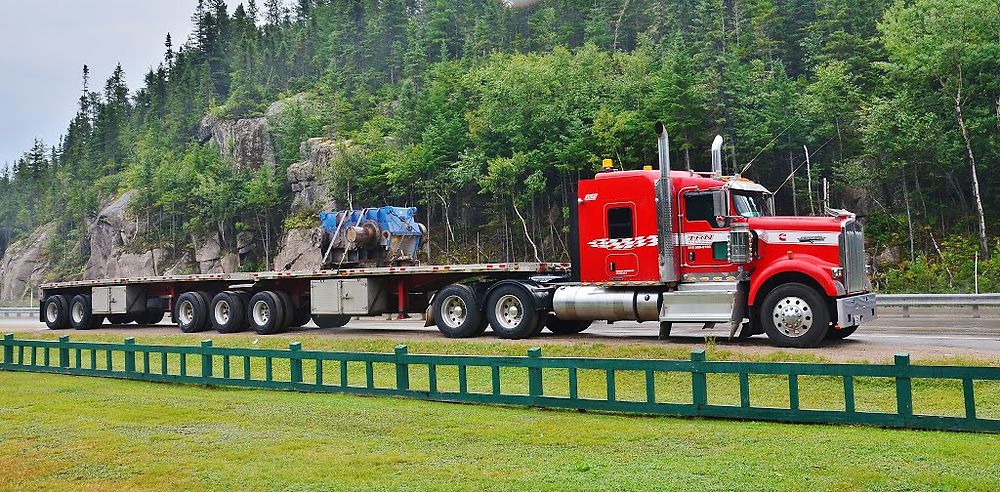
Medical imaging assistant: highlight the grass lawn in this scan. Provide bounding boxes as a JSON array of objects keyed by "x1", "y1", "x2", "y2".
[{"x1": 2, "y1": 333, "x2": 999, "y2": 490}]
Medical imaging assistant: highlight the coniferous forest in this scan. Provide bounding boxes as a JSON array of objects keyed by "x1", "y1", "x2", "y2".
[{"x1": 1, "y1": 0, "x2": 999, "y2": 296}]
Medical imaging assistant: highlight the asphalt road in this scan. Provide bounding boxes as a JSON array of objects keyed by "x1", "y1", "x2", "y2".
[{"x1": 3, "y1": 308, "x2": 999, "y2": 362}]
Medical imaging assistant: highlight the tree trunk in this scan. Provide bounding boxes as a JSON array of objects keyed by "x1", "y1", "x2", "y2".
[
  {"x1": 512, "y1": 199, "x2": 540, "y2": 262},
  {"x1": 902, "y1": 177, "x2": 914, "y2": 263},
  {"x1": 952, "y1": 76, "x2": 989, "y2": 258}
]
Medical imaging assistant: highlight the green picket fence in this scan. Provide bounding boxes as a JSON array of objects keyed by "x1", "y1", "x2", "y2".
[{"x1": 2, "y1": 333, "x2": 999, "y2": 433}]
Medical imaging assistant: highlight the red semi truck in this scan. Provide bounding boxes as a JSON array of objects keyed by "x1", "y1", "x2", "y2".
[{"x1": 39, "y1": 124, "x2": 875, "y2": 348}]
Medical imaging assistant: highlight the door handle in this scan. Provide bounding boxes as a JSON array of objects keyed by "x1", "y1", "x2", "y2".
[
  {"x1": 609, "y1": 262, "x2": 616, "y2": 271},
  {"x1": 688, "y1": 251, "x2": 696, "y2": 262}
]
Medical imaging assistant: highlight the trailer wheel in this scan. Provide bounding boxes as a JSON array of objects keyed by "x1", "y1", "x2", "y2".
[
  {"x1": 249, "y1": 291, "x2": 285, "y2": 335},
  {"x1": 43, "y1": 295, "x2": 70, "y2": 330},
  {"x1": 175, "y1": 292, "x2": 210, "y2": 333},
  {"x1": 760, "y1": 283, "x2": 830, "y2": 348},
  {"x1": 486, "y1": 284, "x2": 542, "y2": 339},
  {"x1": 108, "y1": 314, "x2": 133, "y2": 325},
  {"x1": 274, "y1": 291, "x2": 295, "y2": 330},
  {"x1": 211, "y1": 291, "x2": 247, "y2": 333},
  {"x1": 545, "y1": 315, "x2": 592, "y2": 335},
  {"x1": 433, "y1": 284, "x2": 486, "y2": 338},
  {"x1": 314, "y1": 314, "x2": 351, "y2": 328},
  {"x1": 69, "y1": 294, "x2": 104, "y2": 330},
  {"x1": 826, "y1": 325, "x2": 858, "y2": 340}
]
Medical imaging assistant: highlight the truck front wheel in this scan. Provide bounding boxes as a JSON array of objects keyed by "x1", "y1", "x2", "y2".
[{"x1": 760, "y1": 283, "x2": 830, "y2": 348}]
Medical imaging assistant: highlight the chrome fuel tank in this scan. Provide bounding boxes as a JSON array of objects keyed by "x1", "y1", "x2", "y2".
[{"x1": 552, "y1": 286, "x2": 660, "y2": 322}]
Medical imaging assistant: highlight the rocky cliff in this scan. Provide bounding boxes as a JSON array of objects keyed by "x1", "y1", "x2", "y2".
[
  {"x1": 0, "y1": 223, "x2": 56, "y2": 304},
  {"x1": 198, "y1": 115, "x2": 276, "y2": 170}
]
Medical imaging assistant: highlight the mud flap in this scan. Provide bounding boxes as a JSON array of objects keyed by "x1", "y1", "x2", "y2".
[
  {"x1": 728, "y1": 282, "x2": 749, "y2": 340},
  {"x1": 424, "y1": 294, "x2": 435, "y2": 327}
]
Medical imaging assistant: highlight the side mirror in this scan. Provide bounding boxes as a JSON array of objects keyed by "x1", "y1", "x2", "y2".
[{"x1": 712, "y1": 190, "x2": 728, "y2": 221}]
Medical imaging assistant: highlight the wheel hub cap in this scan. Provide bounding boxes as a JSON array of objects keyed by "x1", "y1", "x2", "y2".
[
  {"x1": 46, "y1": 302, "x2": 58, "y2": 323},
  {"x1": 772, "y1": 296, "x2": 813, "y2": 337},
  {"x1": 178, "y1": 301, "x2": 195, "y2": 325},
  {"x1": 495, "y1": 295, "x2": 524, "y2": 329},
  {"x1": 442, "y1": 295, "x2": 467, "y2": 329},
  {"x1": 253, "y1": 301, "x2": 270, "y2": 326}
]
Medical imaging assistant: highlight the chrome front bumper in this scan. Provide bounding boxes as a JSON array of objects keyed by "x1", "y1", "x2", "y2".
[{"x1": 836, "y1": 293, "x2": 877, "y2": 328}]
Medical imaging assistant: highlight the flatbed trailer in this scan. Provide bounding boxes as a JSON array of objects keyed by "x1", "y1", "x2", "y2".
[{"x1": 39, "y1": 262, "x2": 571, "y2": 336}]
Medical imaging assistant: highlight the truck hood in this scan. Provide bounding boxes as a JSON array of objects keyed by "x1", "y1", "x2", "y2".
[{"x1": 745, "y1": 215, "x2": 845, "y2": 233}]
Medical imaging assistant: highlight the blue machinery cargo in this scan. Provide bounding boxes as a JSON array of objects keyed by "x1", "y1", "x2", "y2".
[{"x1": 319, "y1": 206, "x2": 428, "y2": 269}]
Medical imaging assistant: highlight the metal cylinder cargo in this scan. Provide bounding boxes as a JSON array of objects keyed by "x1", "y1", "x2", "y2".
[{"x1": 38, "y1": 123, "x2": 876, "y2": 348}]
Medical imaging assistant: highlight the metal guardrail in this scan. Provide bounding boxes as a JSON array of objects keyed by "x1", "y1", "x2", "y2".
[
  {"x1": 0, "y1": 307, "x2": 36, "y2": 319},
  {"x1": 877, "y1": 294, "x2": 1000, "y2": 318},
  {"x1": 1, "y1": 334, "x2": 998, "y2": 433}
]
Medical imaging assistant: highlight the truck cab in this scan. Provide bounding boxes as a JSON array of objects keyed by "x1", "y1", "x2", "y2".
[{"x1": 569, "y1": 127, "x2": 876, "y2": 348}]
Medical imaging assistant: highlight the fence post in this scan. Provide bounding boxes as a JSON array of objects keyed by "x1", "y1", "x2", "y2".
[
  {"x1": 123, "y1": 338, "x2": 136, "y2": 375},
  {"x1": 395, "y1": 345, "x2": 409, "y2": 393},
  {"x1": 528, "y1": 347, "x2": 543, "y2": 401},
  {"x1": 894, "y1": 353, "x2": 912, "y2": 420},
  {"x1": 2, "y1": 333, "x2": 12, "y2": 367},
  {"x1": 201, "y1": 340, "x2": 213, "y2": 382},
  {"x1": 691, "y1": 350, "x2": 708, "y2": 414},
  {"x1": 289, "y1": 342, "x2": 302, "y2": 385},
  {"x1": 58, "y1": 336, "x2": 70, "y2": 369}
]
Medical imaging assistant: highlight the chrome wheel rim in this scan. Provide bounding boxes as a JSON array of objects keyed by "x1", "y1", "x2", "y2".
[
  {"x1": 252, "y1": 300, "x2": 270, "y2": 327},
  {"x1": 178, "y1": 300, "x2": 195, "y2": 326},
  {"x1": 71, "y1": 302, "x2": 85, "y2": 324},
  {"x1": 494, "y1": 294, "x2": 523, "y2": 330},
  {"x1": 214, "y1": 300, "x2": 231, "y2": 325},
  {"x1": 46, "y1": 302, "x2": 58, "y2": 323},
  {"x1": 441, "y1": 295, "x2": 467, "y2": 329},
  {"x1": 772, "y1": 296, "x2": 813, "y2": 337}
]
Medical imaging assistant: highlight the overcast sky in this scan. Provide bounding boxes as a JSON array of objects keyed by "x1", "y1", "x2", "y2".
[{"x1": 0, "y1": 0, "x2": 243, "y2": 168}]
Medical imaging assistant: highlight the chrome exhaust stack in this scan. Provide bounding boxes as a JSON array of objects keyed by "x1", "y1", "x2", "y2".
[
  {"x1": 711, "y1": 135, "x2": 723, "y2": 179},
  {"x1": 655, "y1": 122, "x2": 678, "y2": 283}
]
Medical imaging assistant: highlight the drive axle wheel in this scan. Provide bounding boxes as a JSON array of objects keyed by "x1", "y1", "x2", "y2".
[
  {"x1": 486, "y1": 284, "x2": 542, "y2": 339},
  {"x1": 432, "y1": 284, "x2": 486, "y2": 338},
  {"x1": 760, "y1": 283, "x2": 830, "y2": 348},
  {"x1": 545, "y1": 315, "x2": 592, "y2": 335}
]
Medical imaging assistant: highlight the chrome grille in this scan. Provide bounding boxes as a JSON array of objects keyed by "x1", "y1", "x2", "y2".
[{"x1": 839, "y1": 219, "x2": 867, "y2": 293}]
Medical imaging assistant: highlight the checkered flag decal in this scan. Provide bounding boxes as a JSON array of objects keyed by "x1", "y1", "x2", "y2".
[{"x1": 586, "y1": 235, "x2": 659, "y2": 251}]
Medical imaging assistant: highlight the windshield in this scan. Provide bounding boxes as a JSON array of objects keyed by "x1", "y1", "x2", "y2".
[{"x1": 732, "y1": 192, "x2": 771, "y2": 217}]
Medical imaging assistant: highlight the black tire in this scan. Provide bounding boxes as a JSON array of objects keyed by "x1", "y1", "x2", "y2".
[
  {"x1": 485, "y1": 283, "x2": 543, "y2": 340},
  {"x1": 139, "y1": 309, "x2": 166, "y2": 325},
  {"x1": 108, "y1": 314, "x2": 133, "y2": 325},
  {"x1": 545, "y1": 315, "x2": 592, "y2": 335},
  {"x1": 69, "y1": 294, "x2": 104, "y2": 330},
  {"x1": 274, "y1": 290, "x2": 295, "y2": 331},
  {"x1": 826, "y1": 325, "x2": 858, "y2": 340},
  {"x1": 210, "y1": 291, "x2": 247, "y2": 333},
  {"x1": 175, "y1": 292, "x2": 210, "y2": 333},
  {"x1": 43, "y1": 295, "x2": 71, "y2": 330},
  {"x1": 248, "y1": 291, "x2": 285, "y2": 335},
  {"x1": 433, "y1": 284, "x2": 486, "y2": 338},
  {"x1": 760, "y1": 283, "x2": 830, "y2": 348},
  {"x1": 313, "y1": 314, "x2": 352, "y2": 328},
  {"x1": 291, "y1": 301, "x2": 312, "y2": 328}
]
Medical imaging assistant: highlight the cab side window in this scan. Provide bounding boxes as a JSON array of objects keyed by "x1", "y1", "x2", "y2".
[
  {"x1": 607, "y1": 207, "x2": 634, "y2": 239},
  {"x1": 685, "y1": 192, "x2": 723, "y2": 228}
]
